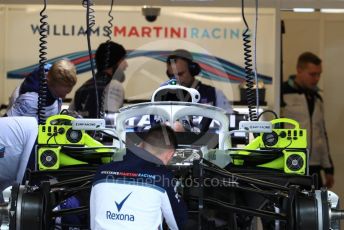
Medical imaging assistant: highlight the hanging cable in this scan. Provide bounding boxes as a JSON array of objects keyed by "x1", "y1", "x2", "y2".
[
  {"x1": 83, "y1": 0, "x2": 99, "y2": 118},
  {"x1": 257, "y1": 109, "x2": 278, "y2": 121},
  {"x1": 253, "y1": 0, "x2": 260, "y2": 115},
  {"x1": 104, "y1": 0, "x2": 114, "y2": 43},
  {"x1": 37, "y1": 0, "x2": 48, "y2": 125},
  {"x1": 242, "y1": 0, "x2": 258, "y2": 121},
  {"x1": 100, "y1": 0, "x2": 115, "y2": 119}
]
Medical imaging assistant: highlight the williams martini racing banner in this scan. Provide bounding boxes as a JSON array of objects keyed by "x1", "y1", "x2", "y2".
[{"x1": 2, "y1": 5, "x2": 276, "y2": 103}]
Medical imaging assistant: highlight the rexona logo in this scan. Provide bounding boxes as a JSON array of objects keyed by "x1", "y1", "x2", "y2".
[{"x1": 106, "y1": 192, "x2": 135, "y2": 221}]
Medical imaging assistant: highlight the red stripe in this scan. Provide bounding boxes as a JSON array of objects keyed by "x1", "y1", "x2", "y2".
[
  {"x1": 200, "y1": 63, "x2": 242, "y2": 81},
  {"x1": 71, "y1": 54, "x2": 95, "y2": 65}
]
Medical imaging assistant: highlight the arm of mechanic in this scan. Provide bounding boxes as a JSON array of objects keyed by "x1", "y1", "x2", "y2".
[
  {"x1": 161, "y1": 171, "x2": 188, "y2": 230},
  {"x1": 0, "y1": 117, "x2": 38, "y2": 192}
]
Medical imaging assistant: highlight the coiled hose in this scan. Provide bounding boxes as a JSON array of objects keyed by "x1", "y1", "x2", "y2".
[
  {"x1": 104, "y1": 0, "x2": 114, "y2": 43},
  {"x1": 242, "y1": 0, "x2": 258, "y2": 121},
  {"x1": 101, "y1": 0, "x2": 115, "y2": 119},
  {"x1": 37, "y1": 0, "x2": 48, "y2": 125},
  {"x1": 83, "y1": 0, "x2": 99, "y2": 118}
]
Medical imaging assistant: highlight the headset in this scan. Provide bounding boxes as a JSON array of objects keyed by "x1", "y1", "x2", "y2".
[{"x1": 166, "y1": 49, "x2": 201, "y2": 78}]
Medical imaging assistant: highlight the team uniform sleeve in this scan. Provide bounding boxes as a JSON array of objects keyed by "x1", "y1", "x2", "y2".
[
  {"x1": 90, "y1": 185, "x2": 96, "y2": 230},
  {"x1": 321, "y1": 119, "x2": 334, "y2": 173},
  {"x1": 7, "y1": 85, "x2": 21, "y2": 109},
  {"x1": 6, "y1": 92, "x2": 39, "y2": 117},
  {"x1": 215, "y1": 89, "x2": 233, "y2": 114},
  {"x1": 0, "y1": 117, "x2": 37, "y2": 191},
  {"x1": 89, "y1": 167, "x2": 103, "y2": 230},
  {"x1": 103, "y1": 80, "x2": 124, "y2": 113},
  {"x1": 161, "y1": 173, "x2": 188, "y2": 230}
]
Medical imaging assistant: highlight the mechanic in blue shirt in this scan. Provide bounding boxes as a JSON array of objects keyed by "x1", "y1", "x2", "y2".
[
  {"x1": 166, "y1": 49, "x2": 232, "y2": 113},
  {"x1": 6, "y1": 59, "x2": 77, "y2": 118},
  {"x1": 165, "y1": 49, "x2": 232, "y2": 132},
  {"x1": 90, "y1": 124, "x2": 187, "y2": 230}
]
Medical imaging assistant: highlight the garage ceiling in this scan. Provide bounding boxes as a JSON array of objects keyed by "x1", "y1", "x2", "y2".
[{"x1": 1, "y1": 0, "x2": 344, "y2": 8}]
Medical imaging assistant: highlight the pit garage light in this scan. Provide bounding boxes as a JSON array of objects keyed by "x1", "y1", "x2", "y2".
[
  {"x1": 320, "y1": 9, "x2": 344, "y2": 13},
  {"x1": 170, "y1": 0, "x2": 214, "y2": 1},
  {"x1": 293, "y1": 8, "x2": 315, "y2": 13}
]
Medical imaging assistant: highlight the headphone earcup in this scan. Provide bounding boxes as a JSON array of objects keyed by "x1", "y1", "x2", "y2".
[
  {"x1": 189, "y1": 62, "x2": 201, "y2": 76},
  {"x1": 166, "y1": 70, "x2": 172, "y2": 79}
]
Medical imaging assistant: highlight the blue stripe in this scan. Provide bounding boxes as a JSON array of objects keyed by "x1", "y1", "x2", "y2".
[{"x1": 6, "y1": 50, "x2": 273, "y2": 84}]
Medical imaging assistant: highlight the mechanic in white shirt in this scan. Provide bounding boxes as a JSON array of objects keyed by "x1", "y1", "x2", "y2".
[
  {"x1": 90, "y1": 124, "x2": 187, "y2": 230},
  {"x1": 0, "y1": 117, "x2": 38, "y2": 201}
]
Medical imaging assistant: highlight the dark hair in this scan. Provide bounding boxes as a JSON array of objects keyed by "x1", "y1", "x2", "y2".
[
  {"x1": 167, "y1": 49, "x2": 194, "y2": 62},
  {"x1": 95, "y1": 41, "x2": 126, "y2": 72},
  {"x1": 143, "y1": 124, "x2": 178, "y2": 150},
  {"x1": 297, "y1": 52, "x2": 322, "y2": 69},
  {"x1": 166, "y1": 49, "x2": 201, "y2": 77}
]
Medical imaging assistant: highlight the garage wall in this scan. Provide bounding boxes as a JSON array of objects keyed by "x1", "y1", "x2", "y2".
[
  {"x1": 0, "y1": 6, "x2": 5, "y2": 107},
  {"x1": 281, "y1": 13, "x2": 321, "y2": 84},
  {"x1": 0, "y1": 5, "x2": 279, "y2": 111},
  {"x1": 323, "y1": 15, "x2": 344, "y2": 205},
  {"x1": 282, "y1": 12, "x2": 344, "y2": 206}
]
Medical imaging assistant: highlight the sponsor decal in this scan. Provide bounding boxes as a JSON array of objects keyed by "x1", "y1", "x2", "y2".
[
  {"x1": 101, "y1": 170, "x2": 156, "y2": 179},
  {"x1": 106, "y1": 212, "x2": 135, "y2": 221},
  {"x1": 31, "y1": 24, "x2": 245, "y2": 40},
  {"x1": 115, "y1": 192, "x2": 132, "y2": 212},
  {"x1": 106, "y1": 192, "x2": 135, "y2": 222}
]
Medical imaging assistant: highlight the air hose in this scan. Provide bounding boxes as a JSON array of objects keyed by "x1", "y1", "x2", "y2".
[
  {"x1": 83, "y1": 0, "x2": 99, "y2": 118},
  {"x1": 104, "y1": 0, "x2": 114, "y2": 43},
  {"x1": 101, "y1": 0, "x2": 115, "y2": 119},
  {"x1": 241, "y1": 0, "x2": 258, "y2": 121},
  {"x1": 37, "y1": 0, "x2": 48, "y2": 125}
]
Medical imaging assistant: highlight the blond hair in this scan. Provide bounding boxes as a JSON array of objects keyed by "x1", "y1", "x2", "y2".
[{"x1": 48, "y1": 59, "x2": 77, "y2": 87}]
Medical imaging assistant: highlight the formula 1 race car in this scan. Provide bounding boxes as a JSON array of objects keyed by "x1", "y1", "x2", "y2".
[{"x1": 1, "y1": 85, "x2": 343, "y2": 230}]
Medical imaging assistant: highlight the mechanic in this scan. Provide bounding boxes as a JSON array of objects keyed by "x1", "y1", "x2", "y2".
[
  {"x1": 0, "y1": 117, "x2": 38, "y2": 202},
  {"x1": 0, "y1": 115, "x2": 85, "y2": 227},
  {"x1": 90, "y1": 124, "x2": 187, "y2": 230},
  {"x1": 5, "y1": 59, "x2": 77, "y2": 118},
  {"x1": 281, "y1": 52, "x2": 334, "y2": 188},
  {"x1": 70, "y1": 41, "x2": 128, "y2": 118},
  {"x1": 166, "y1": 49, "x2": 232, "y2": 112},
  {"x1": 165, "y1": 49, "x2": 232, "y2": 131}
]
